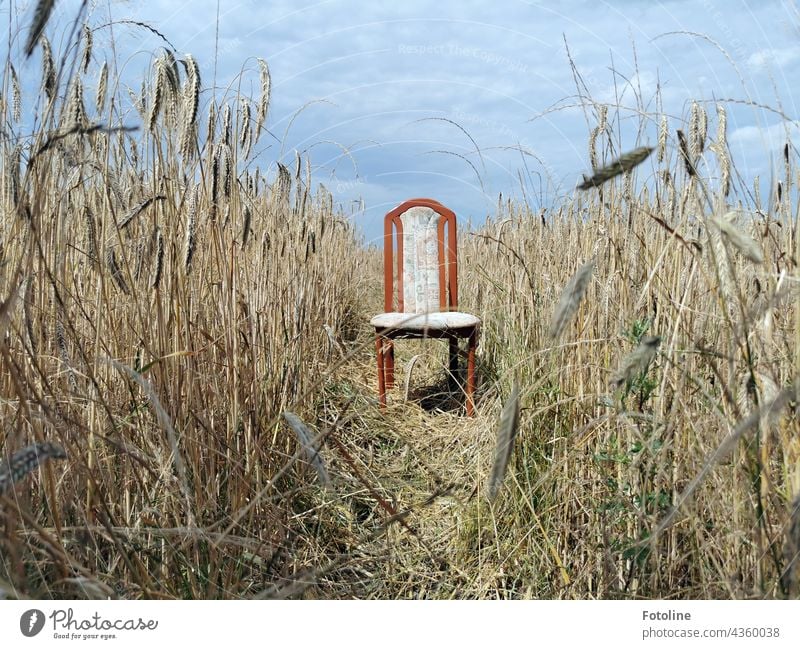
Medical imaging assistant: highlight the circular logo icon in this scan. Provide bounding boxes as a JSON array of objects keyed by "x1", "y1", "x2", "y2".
[{"x1": 20, "y1": 609, "x2": 45, "y2": 637}]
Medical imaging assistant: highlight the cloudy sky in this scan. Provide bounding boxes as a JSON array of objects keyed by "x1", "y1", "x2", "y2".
[{"x1": 11, "y1": 0, "x2": 800, "y2": 243}]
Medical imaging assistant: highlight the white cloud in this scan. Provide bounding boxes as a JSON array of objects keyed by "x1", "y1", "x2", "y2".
[
  {"x1": 746, "y1": 46, "x2": 800, "y2": 69},
  {"x1": 729, "y1": 121, "x2": 800, "y2": 149}
]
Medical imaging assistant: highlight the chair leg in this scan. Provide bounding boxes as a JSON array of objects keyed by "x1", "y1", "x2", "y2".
[
  {"x1": 385, "y1": 340, "x2": 395, "y2": 389},
  {"x1": 466, "y1": 329, "x2": 478, "y2": 417},
  {"x1": 375, "y1": 336, "x2": 386, "y2": 408},
  {"x1": 448, "y1": 336, "x2": 459, "y2": 389}
]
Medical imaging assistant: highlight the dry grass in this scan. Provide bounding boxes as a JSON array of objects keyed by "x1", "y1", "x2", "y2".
[
  {"x1": 0, "y1": 23, "x2": 365, "y2": 598},
  {"x1": 1, "y1": 15, "x2": 799, "y2": 601}
]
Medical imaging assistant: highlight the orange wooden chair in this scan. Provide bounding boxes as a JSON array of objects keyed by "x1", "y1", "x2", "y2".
[{"x1": 370, "y1": 198, "x2": 480, "y2": 415}]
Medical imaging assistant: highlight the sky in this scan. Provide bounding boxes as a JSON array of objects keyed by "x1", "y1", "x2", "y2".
[{"x1": 8, "y1": 0, "x2": 800, "y2": 244}]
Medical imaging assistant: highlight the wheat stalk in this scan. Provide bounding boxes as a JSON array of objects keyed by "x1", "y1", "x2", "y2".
[
  {"x1": 55, "y1": 317, "x2": 78, "y2": 393},
  {"x1": 23, "y1": 274, "x2": 37, "y2": 354},
  {"x1": 651, "y1": 383, "x2": 797, "y2": 542}
]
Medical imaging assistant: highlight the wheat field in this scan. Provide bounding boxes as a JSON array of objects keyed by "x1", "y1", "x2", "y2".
[{"x1": 1, "y1": 10, "x2": 799, "y2": 600}]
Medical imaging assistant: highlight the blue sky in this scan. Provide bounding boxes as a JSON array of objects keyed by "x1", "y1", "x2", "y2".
[{"x1": 9, "y1": 0, "x2": 800, "y2": 243}]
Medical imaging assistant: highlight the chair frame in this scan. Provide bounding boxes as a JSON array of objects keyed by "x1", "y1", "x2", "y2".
[{"x1": 374, "y1": 198, "x2": 479, "y2": 416}]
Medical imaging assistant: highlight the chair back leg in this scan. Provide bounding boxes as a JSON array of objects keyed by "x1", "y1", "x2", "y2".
[
  {"x1": 466, "y1": 329, "x2": 478, "y2": 417},
  {"x1": 386, "y1": 340, "x2": 395, "y2": 389},
  {"x1": 448, "y1": 336, "x2": 459, "y2": 389},
  {"x1": 375, "y1": 336, "x2": 387, "y2": 407}
]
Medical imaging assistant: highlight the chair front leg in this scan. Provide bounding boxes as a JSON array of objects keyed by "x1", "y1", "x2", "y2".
[
  {"x1": 466, "y1": 328, "x2": 478, "y2": 417},
  {"x1": 375, "y1": 335, "x2": 386, "y2": 407}
]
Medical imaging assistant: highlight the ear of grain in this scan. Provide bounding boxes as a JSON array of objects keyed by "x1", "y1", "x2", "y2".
[
  {"x1": 712, "y1": 212, "x2": 764, "y2": 264},
  {"x1": 81, "y1": 24, "x2": 93, "y2": 73},
  {"x1": 588, "y1": 126, "x2": 600, "y2": 170},
  {"x1": 180, "y1": 54, "x2": 200, "y2": 159},
  {"x1": 184, "y1": 185, "x2": 197, "y2": 270},
  {"x1": 25, "y1": 0, "x2": 55, "y2": 57},
  {"x1": 64, "y1": 77, "x2": 88, "y2": 129},
  {"x1": 578, "y1": 146, "x2": 652, "y2": 190},
  {"x1": 487, "y1": 382, "x2": 521, "y2": 502},
  {"x1": 610, "y1": 335, "x2": 661, "y2": 390},
  {"x1": 219, "y1": 144, "x2": 232, "y2": 199},
  {"x1": 239, "y1": 98, "x2": 252, "y2": 159},
  {"x1": 282, "y1": 411, "x2": 331, "y2": 489},
  {"x1": 657, "y1": 114, "x2": 668, "y2": 163},
  {"x1": 84, "y1": 206, "x2": 97, "y2": 264},
  {"x1": 106, "y1": 247, "x2": 130, "y2": 294},
  {"x1": 255, "y1": 58, "x2": 271, "y2": 143},
  {"x1": 550, "y1": 260, "x2": 594, "y2": 339},
  {"x1": 118, "y1": 195, "x2": 166, "y2": 230},
  {"x1": 40, "y1": 36, "x2": 56, "y2": 101},
  {"x1": 241, "y1": 205, "x2": 252, "y2": 248},
  {"x1": 677, "y1": 128, "x2": 695, "y2": 177},
  {"x1": 150, "y1": 227, "x2": 164, "y2": 290},
  {"x1": 96, "y1": 61, "x2": 108, "y2": 113},
  {"x1": 148, "y1": 58, "x2": 165, "y2": 132},
  {"x1": 714, "y1": 104, "x2": 730, "y2": 196},
  {"x1": 206, "y1": 101, "x2": 216, "y2": 144},
  {"x1": 0, "y1": 442, "x2": 66, "y2": 494},
  {"x1": 162, "y1": 49, "x2": 180, "y2": 94},
  {"x1": 222, "y1": 103, "x2": 232, "y2": 146},
  {"x1": 689, "y1": 101, "x2": 706, "y2": 159},
  {"x1": 9, "y1": 64, "x2": 21, "y2": 122}
]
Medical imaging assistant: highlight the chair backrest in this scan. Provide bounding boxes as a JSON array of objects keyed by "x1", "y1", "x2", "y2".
[{"x1": 383, "y1": 198, "x2": 458, "y2": 314}]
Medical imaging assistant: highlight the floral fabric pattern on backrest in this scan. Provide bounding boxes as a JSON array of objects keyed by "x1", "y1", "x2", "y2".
[{"x1": 400, "y1": 206, "x2": 440, "y2": 314}]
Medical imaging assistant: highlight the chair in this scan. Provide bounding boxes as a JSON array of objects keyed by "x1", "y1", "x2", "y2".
[{"x1": 370, "y1": 198, "x2": 480, "y2": 416}]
